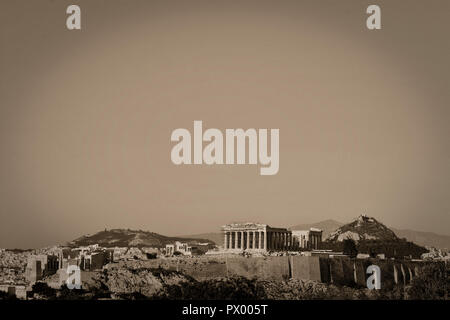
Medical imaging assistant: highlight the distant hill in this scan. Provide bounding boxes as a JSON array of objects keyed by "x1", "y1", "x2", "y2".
[
  {"x1": 178, "y1": 233, "x2": 223, "y2": 246},
  {"x1": 321, "y1": 215, "x2": 429, "y2": 259},
  {"x1": 68, "y1": 229, "x2": 215, "y2": 248},
  {"x1": 326, "y1": 215, "x2": 398, "y2": 242},
  {"x1": 391, "y1": 228, "x2": 450, "y2": 251}
]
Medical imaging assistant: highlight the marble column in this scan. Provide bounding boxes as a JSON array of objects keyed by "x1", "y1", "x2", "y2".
[
  {"x1": 228, "y1": 231, "x2": 232, "y2": 249},
  {"x1": 285, "y1": 233, "x2": 288, "y2": 250},
  {"x1": 246, "y1": 231, "x2": 249, "y2": 249},
  {"x1": 240, "y1": 231, "x2": 244, "y2": 249},
  {"x1": 275, "y1": 233, "x2": 279, "y2": 250},
  {"x1": 281, "y1": 233, "x2": 284, "y2": 249},
  {"x1": 258, "y1": 231, "x2": 262, "y2": 249},
  {"x1": 272, "y1": 232, "x2": 277, "y2": 250},
  {"x1": 286, "y1": 233, "x2": 289, "y2": 249},
  {"x1": 224, "y1": 232, "x2": 228, "y2": 249},
  {"x1": 279, "y1": 233, "x2": 282, "y2": 250},
  {"x1": 268, "y1": 231, "x2": 271, "y2": 250},
  {"x1": 286, "y1": 233, "x2": 289, "y2": 250},
  {"x1": 270, "y1": 232, "x2": 273, "y2": 250},
  {"x1": 263, "y1": 231, "x2": 267, "y2": 250},
  {"x1": 252, "y1": 231, "x2": 256, "y2": 249},
  {"x1": 234, "y1": 231, "x2": 238, "y2": 249}
]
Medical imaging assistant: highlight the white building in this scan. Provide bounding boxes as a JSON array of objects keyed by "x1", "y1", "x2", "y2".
[{"x1": 165, "y1": 242, "x2": 192, "y2": 256}]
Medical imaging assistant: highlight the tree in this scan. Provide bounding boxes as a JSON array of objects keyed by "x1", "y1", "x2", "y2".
[
  {"x1": 343, "y1": 238, "x2": 358, "y2": 258},
  {"x1": 31, "y1": 282, "x2": 57, "y2": 299},
  {"x1": 405, "y1": 263, "x2": 449, "y2": 300}
]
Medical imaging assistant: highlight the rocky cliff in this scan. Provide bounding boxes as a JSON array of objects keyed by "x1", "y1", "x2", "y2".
[{"x1": 326, "y1": 215, "x2": 399, "y2": 242}]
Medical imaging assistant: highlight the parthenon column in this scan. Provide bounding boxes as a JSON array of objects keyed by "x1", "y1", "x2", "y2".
[
  {"x1": 240, "y1": 231, "x2": 244, "y2": 249},
  {"x1": 259, "y1": 231, "x2": 262, "y2": 249},
  {"x1": 264, "y1": 231, "x2": 267, "y2": 250},
  {"x1": 229, "y1": 231, "x2": 232, "y2": 249},
  {"x1": 286, "y1": 233, "x2": 290, "y2": 250},
  {"x1": 246, "y1": 231, "x2": 250, "y2": 249},
  {"x1": 286, "y1": 233, "x2": 289, "y2": 249},
  {"x1": 267, "y1": 231, "x2": 274, "y2": 250},
  {"x1": 284, "y1": 233, "x2": 288, "y2": 249},
  {"x1": 234, "y1": 231, "x2": 238, "y2": 249},
  {"x1": 280, "y1": 233, "x2": 283, "y2": 249},
  {"x1": 224, "y1": 232, "x2": 228, "y2": 249},
  {"x1": 274, "y1": 233, "x2": 278, "y2": 249},
  {"x1": 252, "y1": 231, "x2": 256, "y2": 249},
  {"x1": 278, "y1": 233, "x2": 282, "y2": 250},
  {"x1": 280, "y1": 233, "x2": 283, "y2": 250},
  {"x1": 285, "y1": 233, "x2": 289, "y2": 250},
  {"x1": 274, "y1": 233, "x2": 278, "y2": 250},
  {"x1": 273, "y1": 233, "x2": 276, "y2": 250},
  {"x1": 268, "y1": 232, "x2": 272, "y2": 250}
]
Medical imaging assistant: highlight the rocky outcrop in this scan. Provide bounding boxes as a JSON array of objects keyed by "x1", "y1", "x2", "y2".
[
  {"x1": 102, "y1": 264, "x2": 192, "y2": 298},
  {"x1": 327, "y1": 215, "x2": 399, "y2": 242}
]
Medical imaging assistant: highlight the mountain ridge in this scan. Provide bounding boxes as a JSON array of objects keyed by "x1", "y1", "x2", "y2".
[{"x1": 68, "y1": 228, "x2": 215, "y2": 248}]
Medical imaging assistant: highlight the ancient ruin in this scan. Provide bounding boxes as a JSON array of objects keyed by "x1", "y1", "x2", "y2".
[{"x1": 222, "y1": 223, "x2": 295, "y2": 252}]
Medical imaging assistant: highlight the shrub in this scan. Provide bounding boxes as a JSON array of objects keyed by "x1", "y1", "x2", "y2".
[
  {"x1": 405, "y1": 263, "x2": 449, "y2": 300},
  {"x1": 31, "y1": 282, "x2": 57, "y2": 299},
  {"x1": 155, "y1": 276, "x2": 267, "y2": 300}
]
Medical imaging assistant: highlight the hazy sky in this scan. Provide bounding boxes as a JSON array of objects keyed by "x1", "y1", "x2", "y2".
[{"x1": 1, "y1": 0, "x2": 449, "y2": 248}]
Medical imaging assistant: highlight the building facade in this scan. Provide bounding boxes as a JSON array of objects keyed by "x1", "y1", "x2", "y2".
[
  {"x1": 165, "y1": 241, "x2": 192, "y2": 256},
  {"x1": 25, "y1": 254, "x2": 60, "y2": 284},
  {"x1": 222, "y1": 223, "x2": 295, "y2": 252},
  {"x1": 291, "y1": 228, "x2": 323, "y2": 250}
]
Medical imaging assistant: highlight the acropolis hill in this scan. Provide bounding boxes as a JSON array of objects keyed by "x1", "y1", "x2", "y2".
[{"x1": 0, "y1": 216, "x2": 448, "y2": 300}]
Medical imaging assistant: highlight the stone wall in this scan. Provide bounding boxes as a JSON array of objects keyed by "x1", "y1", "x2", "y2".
[{"x1": 116, "y1": 255, "x2": 435, "y2": 288}]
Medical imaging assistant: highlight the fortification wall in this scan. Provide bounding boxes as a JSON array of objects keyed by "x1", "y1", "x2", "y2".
[{"x1": 119, "y1": 255, "x2": 436, "y2": 288}]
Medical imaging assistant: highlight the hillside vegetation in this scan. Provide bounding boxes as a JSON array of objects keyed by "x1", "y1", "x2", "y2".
[{"x1": 68, "y1": 229, "x2": 215, "y2": 248}]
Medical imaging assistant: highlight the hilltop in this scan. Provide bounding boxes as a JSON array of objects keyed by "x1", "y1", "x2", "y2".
[
  {"x1": 320, "y1": 215, "x2": 429, "y2": 258},
  {"x1": 326, "y1": 215, "x2": 398, "y2": 242},
  {"x1": 67, "y1": 229, "x2": 215, "y2": 248}
]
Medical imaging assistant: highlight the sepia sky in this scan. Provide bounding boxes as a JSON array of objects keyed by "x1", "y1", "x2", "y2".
[{"x1": 1, "y1": 0, "x2": 449, "y2": 248}]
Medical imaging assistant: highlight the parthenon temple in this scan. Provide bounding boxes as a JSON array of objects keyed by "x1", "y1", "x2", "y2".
[{"x1": 222, "y1": 223, "x2": 296, "y2": 252}]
